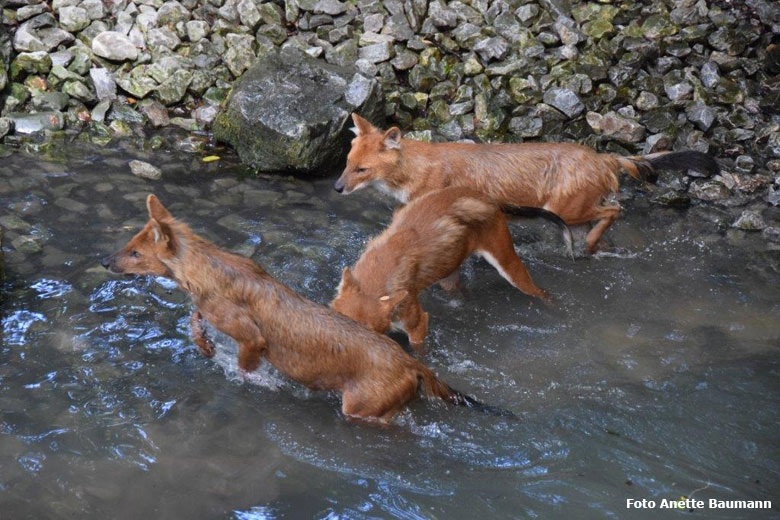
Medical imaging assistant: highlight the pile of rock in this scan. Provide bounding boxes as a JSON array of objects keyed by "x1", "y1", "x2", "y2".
[{"x1": 0, "y1": 0, "x2": 778, "y2": 207}]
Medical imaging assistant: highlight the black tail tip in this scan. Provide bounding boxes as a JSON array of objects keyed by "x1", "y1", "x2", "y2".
[{"x1": 649, "y1": 151, "x2": 720, "y2": 177}]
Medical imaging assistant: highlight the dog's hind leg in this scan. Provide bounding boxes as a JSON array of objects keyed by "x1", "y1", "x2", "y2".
[
  {"x1": 476, "y1": 217, "x2": 549, "y2": 300},
  {"x1": 438, "y1": 270, "x2": 461, "y2": 292},
  {"x1": 191, "y1": 310, "x2": 216, "y2": 358},
  {"x1": 584, "y1": 205, "x2": 621, "y2": 254}
]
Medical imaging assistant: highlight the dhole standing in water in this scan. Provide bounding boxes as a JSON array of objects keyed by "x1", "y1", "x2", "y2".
[
  {"x1": 335, "y1": 114, "x2": 719, "y2": 253},
  {"x1": 332, "y1": 186, "x2": 569, "y2": 347},
  {"x1": 102, "y1": 195, "x2": 503, "y2": 422}
]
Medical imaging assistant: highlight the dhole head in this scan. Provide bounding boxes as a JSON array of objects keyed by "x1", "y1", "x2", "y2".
[
  {"x1": 102, "y1": 194, "x2": 176, "y2": 277},
  {"x1": 334, "y1": 113, "x2": 402, "y2": 194},
  {"x1": 331, "y1": 268, "x2": 407, "y2": 333}
]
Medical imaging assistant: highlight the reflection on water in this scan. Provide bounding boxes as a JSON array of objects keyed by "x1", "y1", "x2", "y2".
[{"x1": 1, "y1": 141, "x2": 778, "y2": 518}]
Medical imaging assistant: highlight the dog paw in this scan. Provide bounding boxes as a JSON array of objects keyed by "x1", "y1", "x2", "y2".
[{"x1": 197, "y1": 339, "x2": 216, "y2": 358}]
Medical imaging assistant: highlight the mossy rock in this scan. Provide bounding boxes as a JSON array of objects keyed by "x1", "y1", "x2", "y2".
[{"x1": 213, "y1": 48, "x2": 384, "y2": 174}]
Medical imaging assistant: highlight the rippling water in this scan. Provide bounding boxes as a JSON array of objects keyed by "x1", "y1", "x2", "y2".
[{"x1": 1, "y1": 141, "x2": 778, "y2": 518}]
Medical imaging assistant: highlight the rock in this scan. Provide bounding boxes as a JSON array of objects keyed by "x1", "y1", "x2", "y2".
[
  {"x1": 509, "y1": 116, "x2": 543, "y2": 138},
  {"x1": 81, "y1": 0, "x2": 104, "y2": 20},
  {"x1": 732, "y1": 210, "x2": 766, "y2": 231},
  {"x1": 0, "y1": 118, "x2": 12, "y2": 138},
  {"x1": 186, "y1": 20, "x2": 210, "y2": 42},
  {"x1": 154, "y1": 69, "x2": 192, "y2": 105},
  {"x1": 12, "y1": 51, "x2": 52, "y2": 74},
  {"x1": 635, "y1": 91, "x2": 658, "y2": 111},
  {"x1": 213, "y1": 48, "x2": 383, "y2": 174},
  {"x1": 314, "y1": 0, "x2": 347, "y2": 15},
  {"x1": 734, "y1": 155, "x2": 754, "y2": 174},
  {"x1": 474, "y1": 37, "x2": 509, "y2": 62},
  {"x1": 543, "y1": 88, "x2": 584, "y2": 118},
  {"x1": 158, "y1": 1, "x2": 190, "y2": 25},
  {"x1": 58, "y1": 6, "x2": 90, "y2": 32},
  {"x1": 129, "y1": 160, "x2": 162, "y2": 180},
  {"x1": 224, "y1": 44, "x2": 256, "y2": 76},
  {"x1": 685, "y1": 102, "x2": 716, "y2": 131},
  {"x1": 359, "y1": 42, "x2": 394, "y2": 63},
  {"x1": 6, "y1": 112, "x2": 65, "y2": 134},
  {"x1": 689, "y1": 180, "x2": 730, "y2": 201},
  {"x1": 89, "y1": 68, "x2": 116, "y2": 101},
  {"x1": 237, "y1": 0, "x2": 262, "y2": 28},
  {"x1": 767, "y1": 187, "x2": 780, "y2": 207},
  {"x1": 652, "y1": 188, "x2": 690, "y2": 207},
  {"x1": 62, "y1": 80, "x2": 95, "y2": 103},
  {"x1": 92, "y1": 32, "x2": 138, "y2": 61},
  {"x1": 138, "y1": 99, "x2": 170, "y2": 127},
  {"x1": 586, "y1": 111, "x2": 645, "y2": 143}
]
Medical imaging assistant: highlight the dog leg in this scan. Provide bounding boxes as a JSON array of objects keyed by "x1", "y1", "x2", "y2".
[
  {"x1": 478, "y1": 218, "x2": 549, "y2": 300},
  {"x1": 585, "y1": 205, "x2": 620, "y2": 254},
  {"x1": 238, "y1": 337, "x2": 267, "y2": 372},
  {"x1": 191, "y1": 310, "x2": 216, "y2": 358},
  {"x1": 438, "y1": 270, "x2": 461, "y2": 292},
  {"x1": 405, "y1": 307, "x2": 429, "y2": 351}
]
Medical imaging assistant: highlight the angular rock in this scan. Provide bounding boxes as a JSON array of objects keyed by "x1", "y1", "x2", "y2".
[
  {"x1": 732, "y1": 210, "x2": 766, "y2": 231},
  {"x1": 586, "y1": 111, "x2": 645, "y2": 143},
  {"x1": 58, "y1": 6, "x2": 90, "y2": 32},
  {"x1": 543, "y1": 88, "x2": 584, "y2": 118},
  {"x1": 129, "y1": 160, "x2": 162, "y2": 180},
  {"x1": 92, "y1": 32, "x2": 138, "y2": 61},
  {"x1": 89, "y1": 68, "x2": 116, "y2": 101},
  {"x1": 359, "y1": 42, "x2": 393, "y2": 63},
  {"x1": 6, "y1": 111, "x2": 65, "y2": 134},
  {"x1": 686, "y1": 102, "x2": 717, "y2": 131},
  {"x1": 213, "y1": 48, "x2": 384, "y2": 173},
  {"x1": 474, "y1": 36, "x2": 509, "y2": 62}
]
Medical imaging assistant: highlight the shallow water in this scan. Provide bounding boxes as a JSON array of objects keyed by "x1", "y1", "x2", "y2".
[{"x1": 1, "y1": 142, "x2": 778, "y2": 519}]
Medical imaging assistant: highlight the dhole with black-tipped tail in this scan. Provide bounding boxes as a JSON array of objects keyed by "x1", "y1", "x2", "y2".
[{"x1": 335, "y1": 114, "x2": 719, "y2": 253}]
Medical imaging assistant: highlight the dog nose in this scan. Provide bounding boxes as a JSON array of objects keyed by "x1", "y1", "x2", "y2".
[
  {"x1": 333, "y1": 179, "x2": 344, "y2": 193},
  {"x1": 101, "y1": 256, "x2": 111, "y2": 269}
]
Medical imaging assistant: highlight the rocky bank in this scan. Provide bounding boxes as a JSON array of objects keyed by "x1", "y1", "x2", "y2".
[{"x1": 0, "y1": 0, "x2": 779, "y2": 219}]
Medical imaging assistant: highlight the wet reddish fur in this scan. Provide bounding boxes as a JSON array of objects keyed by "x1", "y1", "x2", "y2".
[
  {"x1": 104, "y1": 195, "x2": 471, "y2": 422},
  {"x1": 332, "y1": 187, "x2": 548, "y2": 346},
  {"x1": 337, "y1": 114, "x2": 656, "y2": 253}
]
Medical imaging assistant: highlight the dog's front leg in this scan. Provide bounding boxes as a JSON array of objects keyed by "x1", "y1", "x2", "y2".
[
  {"x1": 238, "y1": 337, "x2": 267, "y2": 373},
  {"x1": 191, "y1": 310, "x2": 216, "y2": 358}
]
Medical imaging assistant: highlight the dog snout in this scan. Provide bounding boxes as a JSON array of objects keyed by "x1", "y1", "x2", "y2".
[
  {"x1": 334, "y1": 178, "x2": 345, "y2": 193},
  {"x1": 101, "y1": 255, "x2": 113, "y2": 269}
]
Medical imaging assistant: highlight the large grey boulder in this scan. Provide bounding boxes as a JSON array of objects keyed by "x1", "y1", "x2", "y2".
[{"x1": 213, "y1": 48, "x2": 383, "y2": 174}]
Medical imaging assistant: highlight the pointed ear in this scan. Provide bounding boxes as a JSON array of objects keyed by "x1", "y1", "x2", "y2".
[
  {"x1": 341, "y1": 267, "x2": 358, "y2": 289},
  {"x1": 383, "y1": 127, "x2": 402, "y2": 149},
  {"x1": 351, "y1": 113, "x2": 375, "y2": 136},
  {"x1": 379, "y1": 290, "x2": 408, "y2": 312},
  {"x1": 146, "y1": 194, "x2": 173, "y2": 222},
  {"x1": 148, "y1": 218, "x2": 171, "y2": 246}
]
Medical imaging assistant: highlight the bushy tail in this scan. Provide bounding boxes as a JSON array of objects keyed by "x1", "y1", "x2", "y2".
[
  {"x1": 501, "y1": 204, "x2": 574, "y2": 260},
  {"x1": 449, "y1": 196, "x2": 498, "y2": 226},
  {"x1": 418, "y1": 366, "x2": 516, "y2": 418},
  {"x1": 618, "y1": 151, "x2": 720, "y2": 182}
]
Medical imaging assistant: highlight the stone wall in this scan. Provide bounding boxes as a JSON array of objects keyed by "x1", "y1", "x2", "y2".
[{"x1": 0, "y1": 0, "x2": 779, "y2": 210}]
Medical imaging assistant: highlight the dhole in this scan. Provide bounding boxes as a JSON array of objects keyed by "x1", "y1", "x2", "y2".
[
  {"x1": 102, "y1": 195, "x2": 506, "y2": 422},
  {"x1": 335, "y1": 113, "x2": 719, "y2": 253},
  {"x1": 332, "y1": 187, "x2": 566, "y2": 346}
]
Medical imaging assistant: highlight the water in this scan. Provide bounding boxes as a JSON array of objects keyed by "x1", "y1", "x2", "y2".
[{"x1": 1, "y1": 141, "x2": 778, "y2": 519}]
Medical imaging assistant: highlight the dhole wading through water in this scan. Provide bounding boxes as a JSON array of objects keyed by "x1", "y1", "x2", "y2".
[
  {"x1": 332, "y1": 186, "x2": 571, "y2": 347},
  {"x1": 335, "y1": 114, "x2": 719, "y2": 254},
  {"x1": 102, "y1": 195, "x2": 510, "y2": 422}
]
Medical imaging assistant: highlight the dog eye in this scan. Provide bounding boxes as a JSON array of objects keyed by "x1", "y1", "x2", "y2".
[
  {"x1": 356, "y1": 167, "x2": 367, "y2": 173},
  {"x1": 130, "y1": 250, "x2": 140, "y2": 258}
]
